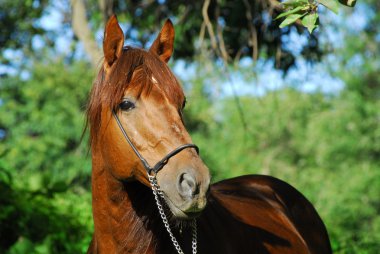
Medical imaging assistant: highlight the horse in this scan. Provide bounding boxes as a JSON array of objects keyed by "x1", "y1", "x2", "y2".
[{"x1": 85, "y1": 15, "x2": 332, "y2": 254}]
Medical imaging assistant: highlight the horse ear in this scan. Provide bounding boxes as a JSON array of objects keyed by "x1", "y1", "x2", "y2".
[
  {"x1": 103, "y1": 15, "x2": 124, "y2": 68},
  {"x1": 149, "y1": 19, "x2": 175, "y2": 63}
]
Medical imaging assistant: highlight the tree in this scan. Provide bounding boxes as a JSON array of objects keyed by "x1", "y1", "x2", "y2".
[
  {"x1": 277, "y1": 0, "x2": 357, "y2": 33},
  {"x1": 72, "y1": 0, "x2": 319, "y2": 70},
  {"x1": 0, "y1": 0, "x2": 49, "y2": 65},
  {"x1": 0, "y1": 0, "x2": 357, "y2": 71},
  {"x1": 68, "y1": 0, "x2": 355, "y2": 69}
]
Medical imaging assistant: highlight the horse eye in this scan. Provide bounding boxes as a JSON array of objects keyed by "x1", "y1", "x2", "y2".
[
  {"x1": 182, "y1": 98, "x2": 187, "y2": 109},
  {"x1": 119, "y1": 99, "x2": 135, "y2": 111}
]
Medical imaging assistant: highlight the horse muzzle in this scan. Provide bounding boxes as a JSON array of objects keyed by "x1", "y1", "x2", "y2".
[{"x1": 158, "y1": 167, "x2": 210, "y2": 220}]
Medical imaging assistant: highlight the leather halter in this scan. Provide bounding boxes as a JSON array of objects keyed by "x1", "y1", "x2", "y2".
[{"x1": 112, "y1": 110, "x2": 199, "y2": 175}]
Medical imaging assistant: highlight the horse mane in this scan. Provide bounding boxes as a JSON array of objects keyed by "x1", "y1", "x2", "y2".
[{"x1": 86, "y1": 46, "x2": 184, "y2": 145}]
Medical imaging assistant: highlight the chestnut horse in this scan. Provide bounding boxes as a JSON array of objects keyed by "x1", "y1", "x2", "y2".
[{"x1": 86, "y1": 15, "x2": 332, "y2": 254}]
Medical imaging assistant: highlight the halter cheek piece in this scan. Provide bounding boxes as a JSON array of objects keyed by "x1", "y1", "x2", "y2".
[{"x1": 112, "y1": 110, "x2": 199, "y2": 175}]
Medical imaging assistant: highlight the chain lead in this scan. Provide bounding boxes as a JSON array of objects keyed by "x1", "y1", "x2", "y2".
[{"x1": 148, "y1": 174, "x2": 197, "y2": 254}]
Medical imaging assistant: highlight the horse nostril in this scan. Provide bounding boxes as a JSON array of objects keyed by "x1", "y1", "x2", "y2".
[{"x1": 177, "y1": 173, "x2": 198, "y2": 199}]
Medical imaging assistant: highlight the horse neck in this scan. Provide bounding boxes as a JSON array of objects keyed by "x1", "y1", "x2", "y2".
[{"x1": 90, "y1": 151, "x2": 160, "y2": 253}]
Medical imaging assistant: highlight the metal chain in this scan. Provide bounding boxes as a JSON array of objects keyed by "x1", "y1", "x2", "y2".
[
  {"x1": 148, "y1": 175, "x2": 197, "y2": 254},
  {"x1": 191, "y1": 219, "x2": 197, "y2": 254}
]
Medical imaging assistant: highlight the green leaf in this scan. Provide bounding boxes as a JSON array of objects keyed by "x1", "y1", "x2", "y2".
[
  {"x1": 279, "y1": 13, "x2": 305, "y2": 28},
  {"x1": 302, "y1": 12, "x2": 319, "y2": 33},
  {"x1": 283, "y1": 0, "x2": 309, "y2": 7},
  {"x1": 276, "y1": 6, "x2": 305, "y2": 20},
  {"x1": 318, "y1": 0, "x2": 340, "y2": 14},
  {"x1": 338, "y1": 0, "x2": 357, "y2": 7}
]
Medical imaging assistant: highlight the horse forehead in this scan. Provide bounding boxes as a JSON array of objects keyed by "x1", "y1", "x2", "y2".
[
  {"x1": 148, "y1": 76, "x2": 180, "y2": 104},
  {"x1": 151, "y1": 75, "x2": 158, "y2": 84},
  {"x1": 149, "y1": 73, "x2": 184, "y2": 105}
]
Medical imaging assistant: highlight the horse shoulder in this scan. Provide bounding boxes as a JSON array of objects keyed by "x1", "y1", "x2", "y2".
[{"x1": 208, "y1": 174, "x2": 332, "y2": 254}]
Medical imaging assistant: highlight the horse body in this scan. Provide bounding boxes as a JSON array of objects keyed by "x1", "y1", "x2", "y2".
[
  {"x1": 204, "y1": 175, "x2": 331, "y2": 254},
  {"x1": 87, "y1": 174, "x2": 331, "y2": 253},
  {"x1": 86, "y1": 15, "x2": 332, "y2": 254}
]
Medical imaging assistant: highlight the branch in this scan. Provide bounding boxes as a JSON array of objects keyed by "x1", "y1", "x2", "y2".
[
  {"x1": 98, "y1": 0, "x2": 114, "y2": 23},
  {"x1": 198, "y1": 22, "x2": 206, "y2": 47},
  {"x1": 71, "y1": 0, "x2": 102, "y2": 68},
  {"x1": 243, "y1": 0, "x2": 258, "y2": 61},
  {"x1": 215, "y1": 3, "x2": 230, "y2": 62},
  {"x1": 202, "y1": 0, "x2": 218, "y2": 51}
]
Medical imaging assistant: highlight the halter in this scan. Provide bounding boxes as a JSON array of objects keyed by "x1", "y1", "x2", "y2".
[
  {"x1": 112, "y1": 110, "x2": 199, "y2": 174},
  {"x1": 112, "y1": 110, "x2": 199, "y2": 254}
]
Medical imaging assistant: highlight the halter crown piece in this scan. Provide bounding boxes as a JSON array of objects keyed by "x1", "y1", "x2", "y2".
[{"x1": 113, "y1": 110, "x2": 199, "y2": 254}]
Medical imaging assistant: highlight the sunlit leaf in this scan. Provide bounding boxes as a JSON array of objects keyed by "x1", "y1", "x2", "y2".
[
  {"x1": 279, "y1": 13, "x2": 305, "y2": 28},
  {"x1": 318, "y1": 0, "x2": 340, "y2": 14},
  {"x1": 283, "y1": 0, "x2": 309, "y2": 7},
  {"x1": 276, "y1": 6, "x2": 305, "y2": 20},
  {"x1": 302, "y1": 12, "x2": 319, "y2": 33}
]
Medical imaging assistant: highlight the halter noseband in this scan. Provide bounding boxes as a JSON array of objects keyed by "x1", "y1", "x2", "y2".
[{"x1": 112, "y1": 110, "x2": 199, "y2": 175}]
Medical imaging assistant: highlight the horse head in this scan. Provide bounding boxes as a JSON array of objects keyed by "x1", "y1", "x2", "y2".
[{"x1": 87, "y1": 16, "x2": 210, "y2": 220}]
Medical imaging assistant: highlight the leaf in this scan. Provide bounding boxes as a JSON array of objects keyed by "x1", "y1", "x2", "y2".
[
  {"x1": 283, "y1": 0, "x2": 309, "y2": 7},
  {"x1": 279, "y1": 13, "x2": 305, "y2": 28},
  {"x1": 276, "y1": 6, "x2": 305, "y2": 20},
  {"x1": 302, "y1": 13, "x2": 319, "y2": 33},
  {"x1": 338, "y1": 0, "x2": 357, "y2": 7},
  {"x1": 318, "y1": 0, "x2": 340, "y2": 14}
]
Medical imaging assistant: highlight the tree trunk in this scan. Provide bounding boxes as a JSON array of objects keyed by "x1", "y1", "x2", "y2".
[{"x1": 71, "y1": 0, "x2": 103, "y2": 68}]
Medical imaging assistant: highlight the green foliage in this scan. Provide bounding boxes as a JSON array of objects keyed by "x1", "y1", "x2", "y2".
[
  {"x1": 0, "y1": 60, "x2": 93, "y2": 187},
  {"x1": 181, "y1": 28, "x2": 380, "y2": 250},
  {"x1": 87, "y1": 0, "x2": 321, "y2": 71},
  {"x1": 0, "y1": 173, "x2": 92, "y2": 254},
  {"x1": 319, "y1": 0, "x2": 340, "y2": 14},
  {"x1": 278, "y1": 0, "x2": 356, "y2": 33},
  {"x1": 0, "y1": 60, "x2": 94, "y2": 253},
  {"x1": 0, "y1": 0, "x2": 49, "y2": 63},
  {"x1": 186, "y1": 83, "x2": 380, "y2": 253}
]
